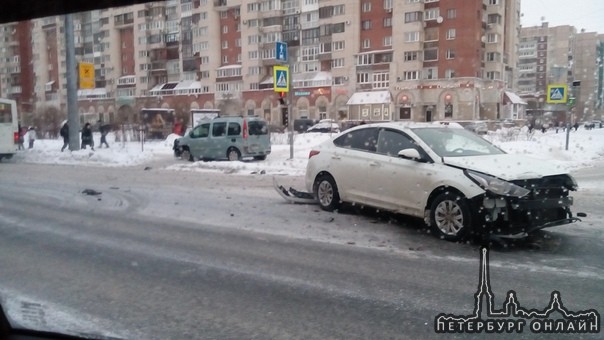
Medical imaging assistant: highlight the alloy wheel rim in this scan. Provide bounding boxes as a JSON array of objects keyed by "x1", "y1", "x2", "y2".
[
  {"x1": 318, "y1": 181, "x2": 333, "y2": 207},
  {"x1": 434, "y1": 200, "x2": 464, "y2": 235}
]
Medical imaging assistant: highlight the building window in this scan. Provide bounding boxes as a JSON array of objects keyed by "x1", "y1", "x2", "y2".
[
  {"x1": 357, "y1": 72, "x2": 369, "y2": 83},
  {"x1": 383, "y1": 17, "x2": 392, "y2": 27},
  {"x1": 446, "y1": 49, "x2": 455, "y2": 60},
  {"x1": 331, "y1": 58, "x2": 345, "y2": 68},
  {"x1": 446, "y1": 28, "x2": 456, "y2": 40},
  {"x1": 487, "y1": 33, "x2": 499, "y2": 43},
  {"x1": 424, "y1": 49, "x2": 438, "y2": 61},
  {"x1": 444, "y1": 103, "x2": 453, "y2": 118},
  {"x1": 445, "y1": 69, "x2": 455, "y2": 78},
  {"x1": 383, "y1": 36, "x2": 392, "y2": 47},
  {"x1": 373, "y1": 72, "x2": 389, "y2": 89},
  {"x1": 362, "y1": 2, "x2": 372, "y2": 12},
  {"x1": 384, "y1": 0, "x2": 393, "y2": 10},
  {"x1": 424, "y1": 8, "x2": 440, "y2": 21},
  {"x1": 222, "y1": 41, "x2": 228, "y2": 49},
  {"x1": 423, "y1": 67, "x2": 438, "y2": 80},
  {"x1": 362, "y1": 20, "x2": 372, "y2": 30},
  {"x1": 404, "y1": 11, "x2": 422, "y2": 23},
  {"x1": 222, "y1": 25, "x2": 228, "y2": 34},
  {"x1": 222, "y1": 55, "x2": 228, "y2": 64},
  {"x1": 404, "y1": 51, "x2": 420, "y2": 61},
  {"x1": 405, "y1": 31, "x2": 420, "y2": 42},
  {"x1": 357, "y1": 54, "x2": 374, "y2": 65},
  {"x1": 486, "y1": 52, "x2": 501, "y2": 62},
  {"x1": 332, "y1": 41, "x2": 345, "y2": 50},
  {"x1": 486, "y1": 71, "x2": 500, "y2": 80},
  {"x1": 403, "y1": 71, "x2": 419, "y2": 80},
  {"x1": 363, "y1": 39, "x2": 371, "y2": 48},
  {"x1": 447, "y1": 8, "x2": 456, "y2": 19}
]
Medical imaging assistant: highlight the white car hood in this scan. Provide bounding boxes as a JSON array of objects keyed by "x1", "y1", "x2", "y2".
[{"x1": 442, "y1": 154, "x2": 567, "y2": 181}]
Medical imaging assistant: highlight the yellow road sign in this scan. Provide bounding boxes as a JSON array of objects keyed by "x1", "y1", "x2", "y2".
[
  {"x1": 547, "y1": 84, "x2": 568, "y2": 104},
  {"x1": 273, "y1": 65, "x2": 289, "y2": 93},
  {"x1": 79, "y1": 62, "x2": 95, "y2": 89}
]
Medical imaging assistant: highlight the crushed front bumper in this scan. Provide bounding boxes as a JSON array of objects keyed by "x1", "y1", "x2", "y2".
[{"x1": 471, "y1": 194, "x2": 581, "y2": 238}]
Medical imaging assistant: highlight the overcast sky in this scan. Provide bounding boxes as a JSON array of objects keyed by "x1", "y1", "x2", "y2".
[{"x1": 521, "y1": 0, "x2": 604, "y2": 33}]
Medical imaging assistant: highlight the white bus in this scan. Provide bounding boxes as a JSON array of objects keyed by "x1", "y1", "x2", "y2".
[{"x1": 0, "y1": 98, "x2": 18, "y2": 161}]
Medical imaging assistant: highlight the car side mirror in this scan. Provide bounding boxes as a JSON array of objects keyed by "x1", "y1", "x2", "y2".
[{"x1": 398, "y1": 148, "x2": 421, "y2": 161}]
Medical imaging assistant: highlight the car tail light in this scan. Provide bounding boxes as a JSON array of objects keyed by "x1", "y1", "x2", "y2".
[
  {"x1": 243, "y1": 119, "x2": 248, "y2": 139},
  {"x1": 13, "y1": 131, "x2": 19, "y2": 143},
  {"x1": 309, "y1": 150, "x2": 320, "y2": 159}
]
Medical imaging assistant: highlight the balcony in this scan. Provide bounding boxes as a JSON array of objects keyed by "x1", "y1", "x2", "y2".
[
  {"x1": 114, "y1": 17, "x2": 134, "y2": 27},
  {"x1": 150, "y1": 61, "x2": 167, "y2": 72},
  {"x1": 214, "y1": 0, "x2": 239, "y2": 9},
  {"x1": 9, "y1": 86, "x2": 21, "y2": 94}
]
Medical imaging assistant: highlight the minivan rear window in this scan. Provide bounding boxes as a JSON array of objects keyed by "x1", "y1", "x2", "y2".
[{"x1": 248, "y1": 121, "x2": 268, "y2": 135}]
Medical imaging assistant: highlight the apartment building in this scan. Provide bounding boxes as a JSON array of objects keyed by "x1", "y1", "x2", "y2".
[
  {"x1": 574, "y1": 31, "x2": 601, "y2": 121},
  {"x1": 0, "y1": 21, "x2": 34, "y2": 119},
  {"x1": 518, "y1": 22, "x2": 604, "y2": 122},
  {"x1": 3, "y1": 0, "x2": 523, "y2": 128}
]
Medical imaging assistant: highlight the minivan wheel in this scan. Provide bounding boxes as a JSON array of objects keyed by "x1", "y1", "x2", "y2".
[
  {"x1": 180, "y1": 148, "x2": 193, "y2": 162},
  {"x1": 430, "y1": 192, "x2": 472, "y2": 241},
  {"x1": 227, "y1": 148, "x2": 241, "y2": 161},
  {"x1": 314, "y1": 175, "x2": 340, "y2": 211}
]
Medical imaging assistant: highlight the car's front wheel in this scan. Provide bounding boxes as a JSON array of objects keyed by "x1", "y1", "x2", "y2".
[
  {"x1": 180, "y1": 148, "x2": 193, "y2": 162},
  {"x1": 429, "y1": 192, "x2": 472, "y2": 241},
  {"x1": 314, "y1": 174, "x2": 340, "y2": 211}
]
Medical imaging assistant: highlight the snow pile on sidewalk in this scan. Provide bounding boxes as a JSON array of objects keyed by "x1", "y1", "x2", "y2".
[{"x1": 8, "y1": 128, "x2": 604, "y2": 175}]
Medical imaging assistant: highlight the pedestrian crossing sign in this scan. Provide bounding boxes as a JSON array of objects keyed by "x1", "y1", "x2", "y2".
[
  {"x1": 273, "y1": 65, "x2": 289, "y2": 93},
  {"x1": 547, "y1": 84, "x2": 568, "y2": 104}
]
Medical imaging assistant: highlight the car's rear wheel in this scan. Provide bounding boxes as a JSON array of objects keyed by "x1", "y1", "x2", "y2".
[
  {"x1": 227, "y1": 147, "x2": 241, "y2": 161},
  {"x1": 430, "y1": 192, "x2": 472, "y2": 241},
  {"x1": 314, "y1": 174, "x2": 340, "y2": 211}
]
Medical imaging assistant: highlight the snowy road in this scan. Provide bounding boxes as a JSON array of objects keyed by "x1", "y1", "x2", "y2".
[{"x1": 0, "y1": 162, "x2": 602, "y2": 339}]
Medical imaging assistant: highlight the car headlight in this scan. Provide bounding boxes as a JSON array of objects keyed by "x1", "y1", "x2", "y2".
[{"x1": 465, "y1": 170, "x2": 530, "y2": 197}]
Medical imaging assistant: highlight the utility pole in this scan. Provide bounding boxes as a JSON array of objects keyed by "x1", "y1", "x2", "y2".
[
  {"x1": 566, "y1": 81, "x2": 581, "y2": 150},
  {"x1": 274, "y1": 41, "x2": 294, "y2": 159},
  {"x1": 64, "y1": 14, "x2": 80, "y2": 150}
]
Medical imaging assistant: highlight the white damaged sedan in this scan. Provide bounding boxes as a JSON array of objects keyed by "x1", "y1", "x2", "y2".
[{"x1": 305, "y1": 122, "x2": 580, "y2": 241}]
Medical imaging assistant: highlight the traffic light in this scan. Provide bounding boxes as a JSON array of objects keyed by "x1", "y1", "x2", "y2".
[
  {"x1": 278, "y1": 91, "x2": 287, "y2": 106},
  {"x1": 281, "y1": 107, "x2": 289, "y2": 127}
]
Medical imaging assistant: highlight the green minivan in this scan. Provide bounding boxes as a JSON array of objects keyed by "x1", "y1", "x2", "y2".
[{"x1": 174, "y1": 116, "x2": 271, "y2": 161}]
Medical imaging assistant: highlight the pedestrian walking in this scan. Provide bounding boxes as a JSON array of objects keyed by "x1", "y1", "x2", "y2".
[
  {"x1": 26, "y1": 126, "x2": 36, "y2": 149},
  {"x1": 98, "y1": 120, "x2": 110, "y2": 148},
  {"x1": 81, "y1": 122, "x2": 95, "y2": 151},
  {"x1": 17, "y1": 123, "x2": 24, "y2": 150},
  {"x1": 60, "y1": 121, "x2": 69, "y2": 152}
]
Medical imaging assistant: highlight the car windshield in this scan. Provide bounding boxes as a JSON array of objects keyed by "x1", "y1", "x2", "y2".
[{"x1": 412, "y1": 127, "x2": 505, "y2": 157}]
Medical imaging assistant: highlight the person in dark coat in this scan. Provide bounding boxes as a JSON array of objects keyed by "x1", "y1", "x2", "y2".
[
  {"x1": 60, "y1": 122, "x2": 69, "y2": 152},
  {"x1": 81, "y1": 122, "x2": 94, "y2": 151},
  {"x1": 98, "y1": 120, "x2": 110, "y2": 148}
]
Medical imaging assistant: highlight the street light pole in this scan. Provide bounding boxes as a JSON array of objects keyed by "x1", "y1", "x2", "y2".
[
  {"x1": 288, "y1": 49, "x2": 294, "y2": 160},
  {"x1": 64, "y1": 14, "x2": 80, "y2": 151}
]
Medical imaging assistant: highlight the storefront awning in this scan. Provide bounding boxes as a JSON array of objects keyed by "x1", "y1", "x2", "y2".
[
  {"x1": 77, "y1": 88, "x2": 107, "y2": 97},
  {"x1": 505, "y1": 91, "x2": 527, "y2": 105},
  {"x1": 174, "y1": 80, "x2": 201, "y2": 90},
  {"x1": 347, "y1": 91, "x2": 392, "y2": 105},
  {"x1": 217, "y1": 64, "x2": 242, "y2": 70},
  {"x1": 260, "y1": 77, "x2": 273, "y2": 85}
]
